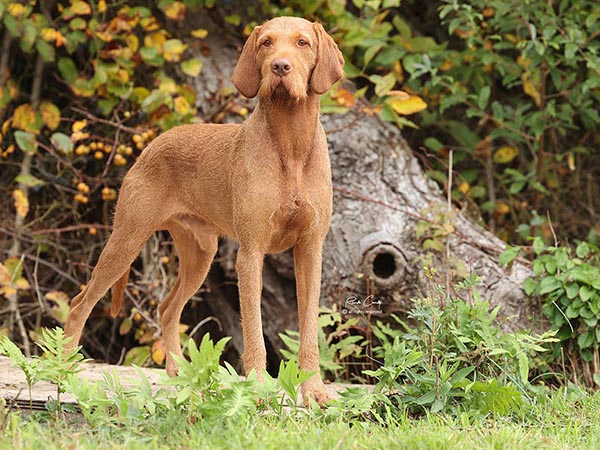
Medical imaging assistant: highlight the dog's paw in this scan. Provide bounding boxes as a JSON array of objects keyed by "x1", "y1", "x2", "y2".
[
  {"x1": 166, "y1": 360, "x2": 179, "y2": 377},
  {"x1": 301, "y1": 379, "x2": 333, "y2": 407}
]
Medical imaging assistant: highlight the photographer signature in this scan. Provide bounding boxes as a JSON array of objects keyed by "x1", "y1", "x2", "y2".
[{"x1": 342, "y1": 295, "x2": 383, "y2": 314}]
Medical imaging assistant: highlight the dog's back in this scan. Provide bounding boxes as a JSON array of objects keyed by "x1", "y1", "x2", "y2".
[{"x1": 119, "y1": 122, "x2": 240, "y2": 236}]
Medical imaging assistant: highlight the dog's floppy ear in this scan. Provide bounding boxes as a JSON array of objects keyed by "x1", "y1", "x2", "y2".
[
  {"x1": 232, "y1": 25, "x2": 262, "y2": 98},
  {"x1": 310, "y1": 22, "x2": 345, "y2": 95}
]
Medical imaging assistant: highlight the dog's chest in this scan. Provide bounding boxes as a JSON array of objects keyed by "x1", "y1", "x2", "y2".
[{"x1": 267, "y1": 194, "x2": 318, "y2": 252}]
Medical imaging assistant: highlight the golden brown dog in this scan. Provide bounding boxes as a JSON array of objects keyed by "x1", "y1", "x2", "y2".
[{"x1": 64, "y1": 16, "x2": 344, "y2": 405}]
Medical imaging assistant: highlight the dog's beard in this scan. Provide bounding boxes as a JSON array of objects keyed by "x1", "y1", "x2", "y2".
[{"x1": 259, "y1": 74, "x2": 308, "y2": 102}]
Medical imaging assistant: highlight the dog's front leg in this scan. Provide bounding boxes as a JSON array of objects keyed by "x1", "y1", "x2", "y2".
[
  {"x1": 294, "y1": 239, "x2": 333, "y2": 406},
  {"x1": 236, "y1": 247, "x2": 267, "y2": 380}
]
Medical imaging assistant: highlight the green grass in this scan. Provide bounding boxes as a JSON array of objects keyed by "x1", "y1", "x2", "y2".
[{"x1": 2, "y1": 390, "x2": 600, "y2": 450}]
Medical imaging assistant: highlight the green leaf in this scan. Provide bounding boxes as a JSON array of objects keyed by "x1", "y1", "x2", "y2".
[
  {"x1": 580, "y1": 285, "x2": 594, "y2": 302},
  {"x1": 566, "y1": 283, "x2": 580, "y2": 299},
  {"x1": 14, "y1": 131, "x2": 37, "y2": 154},
  {"x1": 123, "y1": 346, "x2": 150, "y2": 366},
  {"x1": 141, "y1": 90, "x2": 170, "y2": 114},
  {"x1": 499, "y1": 246, "x2": 520, "y2": 267},
  {"x1": 370, "y1": 73, "x2": 396, "y2": 97},
  {"x1": 15, "y1": 174, "x2": 44, "y2": 188},
  {"x1": 180, "y1": 58, "x2": 203, "y2": 77},
  {"x1": 576, "y1": 242, "x2": 590, "y2": 259},
  {"x1": 58, "y1": 57, "x2": 78, "y2": 83},
  {"x1": 577, "y1": 332, "x2": 594, "y2": 349},
  {"x1": 478, "y1": 86, "x2": 491, "y2": 110},
  {"x1": 517, "y1": 352, "x2": 529, "y2": 383},
  {"x1": 532, "y1": 237, "x2": 545, "y2": 255},
  {"x1": 523, "y1": 277, "x2": 536, "y2": 296},
  {"x1": 35, "y1": 39, "x2": 55, "y2": 63},
  {"x1": 51, "y1": 132, "x2": 74, "y2": 154},
  {"x1": 363, "y1": 43, "x2": 384, "y2": 68},
  {"x1": 538, "y1": 277, "x2": 562, "y2": 295}
]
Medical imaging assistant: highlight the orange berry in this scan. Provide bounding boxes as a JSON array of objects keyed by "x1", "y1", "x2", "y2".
[
  {"x1": 114, "y1": 154, "x2": 127, "y2": 166},
  {"x1": 89, "y1": 227, "x2": 97, "y2": 235},
  {"x1": 74, "y1": 193, "x2": 89, "y2": 204},
  {"x1": 94, "y1": 151, "x2": 104, "y2": 160}
]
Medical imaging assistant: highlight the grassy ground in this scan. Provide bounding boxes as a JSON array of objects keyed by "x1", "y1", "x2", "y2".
[{"x1": 2, "y1": 390, "x2": 600, "y2": 450}]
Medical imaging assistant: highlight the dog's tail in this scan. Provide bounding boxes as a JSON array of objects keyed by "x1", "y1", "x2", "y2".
[{"x1": 110, "y1": 267, "x2": 130, "y2": 318}]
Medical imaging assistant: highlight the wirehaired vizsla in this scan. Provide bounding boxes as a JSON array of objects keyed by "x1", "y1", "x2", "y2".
[{"x1": 64, "y1": 16, "x2": 345, "y2": 405}]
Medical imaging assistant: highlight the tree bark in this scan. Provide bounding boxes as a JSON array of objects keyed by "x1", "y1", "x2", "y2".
[{"x1": 182, "y1": 17, "x2": 535, "y2": 371}]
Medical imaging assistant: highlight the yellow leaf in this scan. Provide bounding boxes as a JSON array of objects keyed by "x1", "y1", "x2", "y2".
[
  {"x1": 13, "y1": 189, "x2": 29, "y2": 218},
  {"x1": 440, "y1": 59, "x2": 453, "y2": 71},
  {"x1": 151, "y1": 340, "x2": 166, "y2": 365},
  {"x1": 457, "y1": 181, "x2": 470, "y2": 194},
  {"x1": 125, "y1": 34, "x2": 139, "y2": 53},
  {"x1": 2, "y1": 119, "x2": 11, "y2": 135},
  {"x1": 70, "y1": 1, "x2": 91, "y2": 16},
  {"x1": 141, "y1": 17, "x2": 160, "y2": 32},
  {"x1": 568, "y1": 152, "x2": 575, "y2": 171},
  {"x1": 164, "y1": 1, "x2": 186, "y2": 21},
  {"x1": 516, "y1": 55, "x2": 531, "y2": 69},
  {"x1": 40, "y1": 101, "x2": 61, "y2": 130},
  {"x1": 173, "y1": 96, "x2": 190, "y2": 115},
  {"x1": 495, "y1": 202, "x2": 510, "y2": 215},
  {"x1": 493, "y1": 145, "x2": 519, "y2": 164},
  {"x1": 119, "y1": 317, "x2": 133, "y2": 335},
  {"x1": 392, "y1": 60, "x2": 404, "y2": 82},
  {"x1": 12, "y1": 104, "x2": 41, "y2": 133},
  {"x1": 45, "y1": 290, "x2": 70, "y2": 303},
  {"x1": 1, "y1": 286, "x2": 17, "y2": 298},
  {"x1": 98, "y1": 0, "x2": 106, "y2": 13},
  {"x1": 0, "y1": 264, "x2": 10, "y2": 285},
  {"x1": 117, "y1": 69, "x2": 130, "y2": 83},
  {"x1": 389, "y1": 92, "x2": 428, "y2": 115},
  {"x1": 15, "y1": 278, "x2": 29, "y2": 290},
  {"x1": 144, "y1": 32, "x2": 167, "y2": 51},
  {"x1": 163, "y1": 39, "x2": 187, "y2": 63},
  {"x1": 521, "y1": 74, "x2": 542, "y2": 107},
  {"x1": 71, "y1": 131, "x2": 90, "y2": 142},
  {"x1": 191, "y1": 28, "x2": 208, "y2": 39},
  {"x1": 72, "y1": 119, "x2": 87, "y2": 132},
  {"x1": 40, "y1": 28, "x2": 57, "y2": 42},
  {"x1": 7, "y1": 3, "x2": 27, "y2": 18},
  {"x1": 159, "y1": 77, "x2": 177, "y2": 94},
  {"x1": 2, "y1": 144, "x2": 15, "y2": 158}
]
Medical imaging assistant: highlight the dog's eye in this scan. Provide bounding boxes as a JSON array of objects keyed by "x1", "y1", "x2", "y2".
[
  {"x1": 298, "y1": 38, "x2": 308, "y2": 47},
  {"x1": 262, "y1": 39, "x2": 271, "y2": 47}
]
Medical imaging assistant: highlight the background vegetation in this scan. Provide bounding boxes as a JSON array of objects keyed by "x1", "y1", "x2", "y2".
[{"x1": 1, "y1": 0, "x2": 600, "y2": 440}]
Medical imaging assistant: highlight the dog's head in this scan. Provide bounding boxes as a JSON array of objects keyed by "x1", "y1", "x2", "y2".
[{"x1": 231, "y1": 17, "x2": 345, "y2": 101}]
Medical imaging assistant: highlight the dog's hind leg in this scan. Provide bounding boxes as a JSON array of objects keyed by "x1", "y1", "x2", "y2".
[
  {"x1": 159, "y1": 218, "x2": 218, "y2": 376},
  {"x1": 64, "y1": 220, "x2": 154, "y2": 350}
]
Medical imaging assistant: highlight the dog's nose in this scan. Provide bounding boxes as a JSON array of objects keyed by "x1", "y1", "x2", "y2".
[{"x1": 271, "y1": 58, "x2": 292, "y2": 76}]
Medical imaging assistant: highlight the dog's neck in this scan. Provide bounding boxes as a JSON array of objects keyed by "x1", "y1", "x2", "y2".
[{"x1": 257, "y1": 92, "x2": 320, "y2": 167}]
